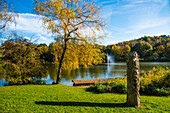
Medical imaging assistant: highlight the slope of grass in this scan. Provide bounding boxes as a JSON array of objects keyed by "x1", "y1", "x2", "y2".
[{"x1": 0, "y1": 84, "x2": 169, "y2": 113}]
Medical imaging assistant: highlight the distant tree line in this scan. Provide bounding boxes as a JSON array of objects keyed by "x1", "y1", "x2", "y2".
[{"x1": 105, "y1": 35, "x2": 170, "y2": 62}]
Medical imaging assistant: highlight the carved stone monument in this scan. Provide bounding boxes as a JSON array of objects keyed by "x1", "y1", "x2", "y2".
[{"x1": 126, "y1": 52, "x2": 140, "y2": 107}]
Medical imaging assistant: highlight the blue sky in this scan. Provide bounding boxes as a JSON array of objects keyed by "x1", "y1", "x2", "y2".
[{"x1": 5, "y1": 0, "x2": 170, "y2": 45}]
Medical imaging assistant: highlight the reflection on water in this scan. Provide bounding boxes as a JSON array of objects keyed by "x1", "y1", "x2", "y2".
[
  {"x1": 0, "y1": 62, "x2": 170, "y2": 86},
  {"x1": 44, "y1": 62, "x2": 170, "y2": 86}
]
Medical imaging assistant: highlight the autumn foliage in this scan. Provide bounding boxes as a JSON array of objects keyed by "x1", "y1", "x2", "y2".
[
  {"x1": 106, "y1": 35, "x2": 170, "y2": 61},
  {"x1": 34, "y1": 0, "x2": 105, "y2": 83}
]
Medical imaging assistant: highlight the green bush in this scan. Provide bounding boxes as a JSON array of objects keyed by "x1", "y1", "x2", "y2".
[
  {"x1": 140, "y1": 66, "x2": 170, "y2": 96},
  {"x1": 35, "y1": 80, "x2": 46, "y2": 85},
  {"x1": 87, "y1": 80, "x2": 127, "y2": 94},
  {"x1": 156, "y1": 87, "x2": 170, "y2": 96}
]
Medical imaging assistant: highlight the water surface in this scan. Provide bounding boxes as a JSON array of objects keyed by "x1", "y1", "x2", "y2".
[{"x1": 0, "y1": 62, "x2": 170, "y2": 86}]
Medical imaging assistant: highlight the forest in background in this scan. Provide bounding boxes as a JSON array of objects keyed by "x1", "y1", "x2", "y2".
[{"x1": 105, "y1": 35, "x2": 170, "y2": 62}]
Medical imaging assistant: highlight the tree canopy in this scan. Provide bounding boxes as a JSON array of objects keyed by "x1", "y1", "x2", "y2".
[
  {"x1": 2, "y1": 34, "x2": 47, "y2": 85},
  {"x1": 34, "y1": 0, "x2": 104, "y2": 40},
  {"x1": 34, "y1": 0, "x2": 105, "y2": 83}
]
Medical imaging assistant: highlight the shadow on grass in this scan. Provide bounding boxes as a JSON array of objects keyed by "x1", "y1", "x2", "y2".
[
  {"x1": 85, "y1": 88, "x2": 126, "y2": 94},
  {"x1": 35, "y1": 101, "x2": 127, "y2": 108}
]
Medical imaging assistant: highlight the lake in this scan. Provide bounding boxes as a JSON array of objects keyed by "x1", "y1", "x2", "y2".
[{"x1": 0, "y1": 62, "x2": 170, "y2": 86}]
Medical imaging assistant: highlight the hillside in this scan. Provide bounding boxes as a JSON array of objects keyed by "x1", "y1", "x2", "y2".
[{"x1": 106, "y1": 35, "x2": 170, "y2": 62}]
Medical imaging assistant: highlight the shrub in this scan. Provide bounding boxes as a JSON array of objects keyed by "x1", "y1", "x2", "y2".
[
  {"x1": 156, "y1": 87, "x2": 170, "y2": 96},
  {"x1": 87, "y1": 78, "x2": 127, "y2": 94},
  {"x1": 88, "y1": 66, "x2": 170, "y2": 96},
  {"x1": 35, "y1": 80, "x2": 46, "y2": 85},
  {"x1": 140, "y1": 66, "x2": 170, "y2": 96}
]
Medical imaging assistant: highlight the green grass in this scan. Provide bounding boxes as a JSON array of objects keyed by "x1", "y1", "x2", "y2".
[{"x1": 0, "y1": 85, "x2": 170, "y2": 113}]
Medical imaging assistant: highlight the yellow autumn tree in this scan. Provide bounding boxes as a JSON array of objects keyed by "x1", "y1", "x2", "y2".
[
  {"x1": 34, "y1": 0, "x2": 105, "y2": 83},
  {"x1": 156, "y1": 45, "x2": 165, "y2": 54},
  {"x1": 48, "y1": 39, "x2": 105, "y2": 70},
  {"x1": 123, "y1": 45, "x2": 131, "y2": 55},
  {"x1": 78, "y1": 42, "x2": 105, "y2": 67}
]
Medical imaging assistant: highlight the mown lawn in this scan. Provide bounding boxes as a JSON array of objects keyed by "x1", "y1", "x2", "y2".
[{"x1": 0, "y1": 84, "x2": 169, "y2": 113}]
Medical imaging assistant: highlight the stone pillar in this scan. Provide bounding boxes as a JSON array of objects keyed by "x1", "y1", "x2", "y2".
[{"x1": 126, "y1": 52, "x2": 140, "y2": 107}]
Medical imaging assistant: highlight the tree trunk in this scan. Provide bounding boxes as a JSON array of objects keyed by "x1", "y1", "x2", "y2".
[
  {"x1": 56, "y1": 40, "x2": 67, "y2": 84},
  {"x1": 126, "y1": 52, "x2": 140, "y2": 107}
]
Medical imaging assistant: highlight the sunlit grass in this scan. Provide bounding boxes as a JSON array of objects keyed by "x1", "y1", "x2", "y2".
[{"x1": 0, "y1": 84, "x2": 169, "y2": 112}]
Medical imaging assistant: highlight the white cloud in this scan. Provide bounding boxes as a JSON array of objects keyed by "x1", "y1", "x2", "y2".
[
  {"x1": 23, "y1": 36, "x2": 31, "y2": 40},
  {"x1": 0, "y1": 38, "x2": 7, "y2": 41},
  {"x1": 126, "y1": 17, "x2": 170, "y2": 34},
  {"x1": 131, "y1": 0, "x2": 147, "y2": 4},
  {"x1": 101, "y1": 1, "x2": 115, "y2": 4},
  {"x1": 117, "y1": 0, "x2": 170, "y2": 35},
  {"x1": 104, "y1": 40, "x2": 121, "y2": 45},
  {"x1": 9, "y1": 13, "x2": 47, "y2": 34},
  {"x1": 8, "y1": 13, "x2": 107, "y2": 45},
  {"x1": 122, "y1": 4, "x2": 139, "y2": 8},
  {"x1": 101, "y1": 11, "x2": 120, "y2": 19},
  {"x1": 37, "y1": 34, "x2": 53, "y2": 42},
  {"x1": 8, "y1": 13, "x2": 55, "y2": 45}
]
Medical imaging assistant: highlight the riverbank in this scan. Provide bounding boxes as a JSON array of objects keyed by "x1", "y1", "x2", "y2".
[{"x1": 0, "y1": 84, "x2": 169, "y2": 112}]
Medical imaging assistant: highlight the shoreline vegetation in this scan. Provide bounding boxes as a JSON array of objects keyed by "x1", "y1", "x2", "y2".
[
  {"x1": 87, "y1": 66, "x2": 170, "y2": 96},
  {"x1": 1, "y1": 65, "x2": 170, "y2": 96}
]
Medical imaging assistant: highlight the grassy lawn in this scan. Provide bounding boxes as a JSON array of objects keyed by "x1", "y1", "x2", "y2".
[{"x1": 0, "y1": 85, "x2": 169, "y2": 113}]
